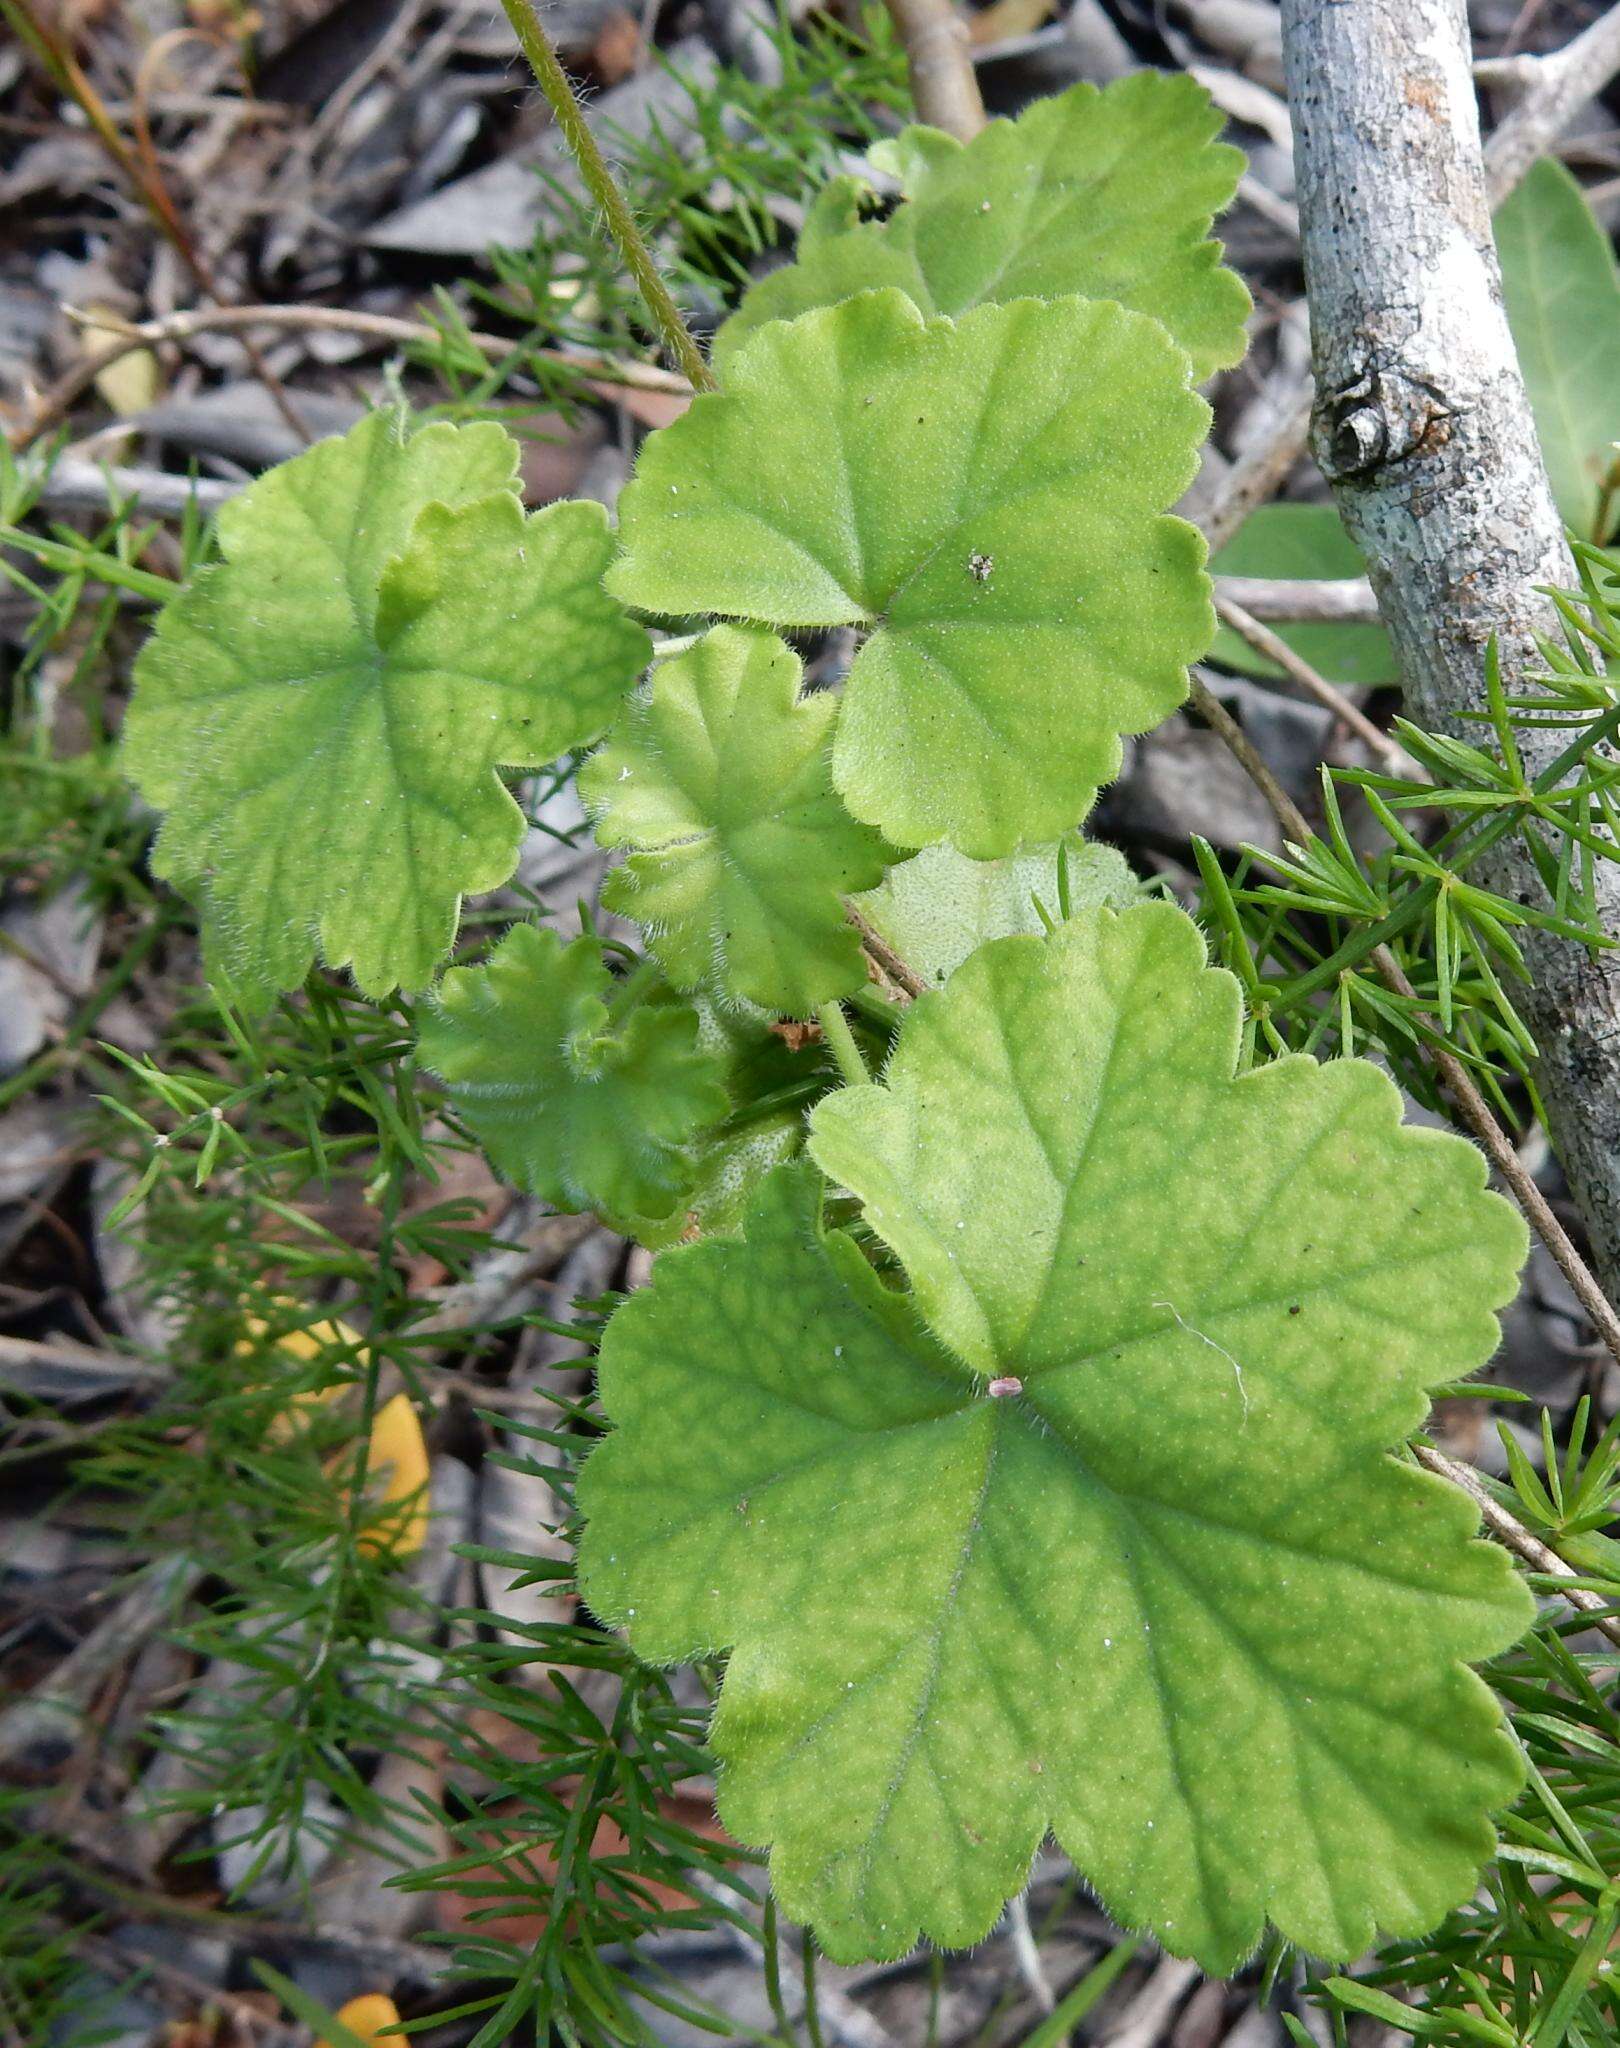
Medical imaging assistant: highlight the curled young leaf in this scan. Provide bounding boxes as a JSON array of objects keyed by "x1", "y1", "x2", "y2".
[
  {"x1": 417, "y1": 924, "x2": 728, "y2": 1227},
  {"x1": 714, "y1": 72, "x2": 1250, "y2": 381},
  {"x1": 123, "y1": 411, "x2": 650, "y2": 1003},
  {"x1": 581, "y1": 626, "x2": 892, "y2": 1015},
  {"x1": 578, "y1": 903, "x2": 1531, "y2": 1972},
  {"x1": 609, "y1": 291, "x2": 1213, "y2": 857}
]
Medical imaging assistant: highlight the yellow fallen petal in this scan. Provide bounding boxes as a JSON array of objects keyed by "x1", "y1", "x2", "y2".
[
  {"x1": 85, "y1": 303, "x2": 159, "y2": 419},
  {"x1": 316, "y1": 1992, "x2": 401, "y2": 2048},
  {"x1": 359, "y1": 1392, "x2": 430, "y2": 1558},
  {"x1": 240, "y1": 1304, "x2": 367, "y2": 1439}
]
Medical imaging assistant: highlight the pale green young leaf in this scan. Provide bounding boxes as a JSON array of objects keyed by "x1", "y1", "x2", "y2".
[
  {"x1": 123, "y1": 410, "x2": 651, "y2": 1002},
  {"x1": 1210, "y1": 503, "x2": 1396, "y2": 685},
  {"x1": 417, "y1": 924, "x2": 727, "y2": 1225},
  {"x1": 1496, "y1": 159, "x2": 1620, "y2": 537},
  {"x1": 854, "y1": 832, "x2": 1143, "y2": 988},
  {"x1": 580, "y1": 626, "x2": 892, "y2": 1015},
  {"x1": 714, "y1": 72, "x2": 1250, "y2": 381},
  {"x1": 578, "y1": 903, "x2": 1531, "y2": 1972},
  {"x1": 608, "y1": 292, "x2": 1212, "y2": 856},
  {"x1": 621, "y1": 997, "x2": 825, "y2": 1248}
]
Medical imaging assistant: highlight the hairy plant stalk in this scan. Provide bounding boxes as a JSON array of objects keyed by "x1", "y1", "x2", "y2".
[
  {"x1": 1280, "y1": 0, "x2": 1620, "y2": 1308},
  {"x1": 497, "y1": 0, "x2": 715, "y2": 391}
]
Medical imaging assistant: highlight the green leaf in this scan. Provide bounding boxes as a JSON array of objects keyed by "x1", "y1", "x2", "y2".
[
  {"x1": 608, "y1": 291, "x2": 1213, "y2": 856},
  {"x1": 580, "y1": 626, "x2": 892, "y2": 1015},
  {"x1": 123, "y1": 410, "x2": 651, "y2": 1002},
  {"x1": 1210, "y1": 503, "x2": 1396, "y2": 685},
  {"x1": 1496, "y1": 159, "x2": 1620, "y2": 538},
  {"x1": 417, "y1": 924, "x2": 727, "y2": 1225},
  {"x1": 578, "y1": 903, "x2": 1531, "y2": 1972},
  {"x1": 854, "y1": 831, "x2": 1143, "y2": 988},
  {"x1": 627, "y1": 999, "x2": 826, "y2": 1247},
  {"x1": 714, "y1": 71, "x2": 1250, "y2": 382}
]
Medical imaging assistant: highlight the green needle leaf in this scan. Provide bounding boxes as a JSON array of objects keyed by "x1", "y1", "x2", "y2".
[
  {"x1": 417, "y1": 924, "x2": 728, "y2": 1226},
  {"x1": 123, "y1": 410, "x2": 651, "y2": 1002},
  {"x1": 608, "y1": 291, "x2": 1213, "y2": 856},
  {"x1": 714, "y1": 71, "x2": 1250, "y2": 381},
  {"x1": 578, "y1": 903, "x2": 1532, "y2": 1972},
  {"x1": 580, "y1": 626, "x2": 893, "y2": 1015}
]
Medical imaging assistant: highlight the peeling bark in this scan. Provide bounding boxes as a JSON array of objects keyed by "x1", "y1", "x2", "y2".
[{"x1": 1281, "y1": 0, "x2": 1620, "y2": 1303}]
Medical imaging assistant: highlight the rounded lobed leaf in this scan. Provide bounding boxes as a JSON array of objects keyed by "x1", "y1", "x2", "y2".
[
  {"x1": 417, "y1": 923, "x2": 728, "y2": 1226},
  {"x1": 609, "y1": 291, "x2": 1214, "y2": 856},
  {"x1": 578, "y1": 903, "x2": 1532, "y2": 1972},
  {"x1": 713, "y1": 71, "x2": 1251, "y2": 381},
  {"x1": 580, "y1": 625, "x2": 893, "y2": 1015},
  {"x1": 123, "y1": 410, "x2": 651, "y2": 1003}
]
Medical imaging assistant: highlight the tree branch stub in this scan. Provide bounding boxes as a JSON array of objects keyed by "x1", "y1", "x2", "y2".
[{"x1": 1281, "y1": 0, "x2": 1620, "y2": 1307}]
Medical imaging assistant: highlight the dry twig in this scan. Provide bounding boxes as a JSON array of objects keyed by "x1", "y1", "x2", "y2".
[
  {"x1": 1414, "y1": 1443, "x2": 1620, "y2": 1653},
  {"x1": 881, "y1": 0, "x2": 986, "y2": 138},
  {"x1": 1482, "y1": 0, "x2": 1620, "y2": 204},
  {"x1": 1213, "y1": 592, "x2": 1403, "y2": 767},
  {"x1": 7, "y1": 303, "x2": 690, "y2": 454}
]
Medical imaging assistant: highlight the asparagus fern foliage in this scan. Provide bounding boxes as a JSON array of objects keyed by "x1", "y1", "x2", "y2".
[{"x1": 118, "y1": 66, "x2": 1537, "y2": 1978}]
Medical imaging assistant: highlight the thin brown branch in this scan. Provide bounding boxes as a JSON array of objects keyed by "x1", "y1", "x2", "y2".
[
  {"x1": 1371, "y1": 948, "x2": 1620, "y2": 1375},
  {"x1": 846, "y1": 903, "x2": 930, "y2": 1001},
  {"x1": 1188, "y1": 673, "x2": 1309, "y2": 841},
  {"x1": 1213, "y1": 592, "x2": 1404, "y2": 767},
  {"x1": 1191, "y1": 657, "x2": 1620, "y2": 1376},
  {"x1": 0, "y1": 0, "x2": 313, "y2": 446},
  {"x1": 1414, "y1": 1443, "x2": 1620, "y2": 1651},
  {"x1": 881, "y1": 0, "x2": 985, "y2": 140},
  {"x1": 7, "y1": 303, "x2": 690, "y2": 454}
]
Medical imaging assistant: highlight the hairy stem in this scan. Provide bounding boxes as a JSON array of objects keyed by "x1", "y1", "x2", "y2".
[
  {"x1": 497, "y1": 0, "x2": 714, "y2": 392},
  {"x1": 816, "y1": 1002, "x2": 872, "y2": 1089}
]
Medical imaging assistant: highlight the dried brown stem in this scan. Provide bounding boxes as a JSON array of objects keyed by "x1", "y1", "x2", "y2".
[
  {"x1": 847, "y1": 904, "x2": 930, "y2": 1002},
  {"x1": 1414, "y1": 1443, "x2": 1620, "y2": 1651},
  {"x1": 881, "y1": 0, "x2": 986, "y2": 140},
  {"x1": 7, "y1": 303, "x2": 690, "y2": 453},
  {"x1": 1213, "y1": 592, "x2": 1404, "y2": 767}
]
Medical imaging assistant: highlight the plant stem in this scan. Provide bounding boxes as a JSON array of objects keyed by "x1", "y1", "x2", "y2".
[
  {"x1": 800, "y1": 1930, "x2": 826, "y2": 2048},
  {"x1": 496, "y1": 0, "x2": 715, "y2": 392},
  {"x1": 603, "y1": 957, "x2": 661, "y2": 1029},
  {"x1": 759, "y1": 1895, "x2": 799, "y2": 2048},
  {"x1": 1013, "y1": 1935, "x2": 1141, "y2": 2048},
  {"x1": 816, "y1": 1003, "x2": 871, "y2": 1088}
]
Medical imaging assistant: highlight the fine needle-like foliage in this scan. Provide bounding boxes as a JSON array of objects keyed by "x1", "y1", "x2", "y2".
[
  {"x1": 578, "y1": 903, "x2": 1532, "y2": 1973},
  {"x1": 581, "y1": 625, "x2": 893, "y2": 1014},
  {"x1": 121, "y1": 410, "x2": 650, "y2": 1003},
  {"x1": 608, "y1": 288, "x2": 1214, "y2": 856},
  {"x1": 712, "y1": 71, "x2": 1251, "y2": 380}
]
